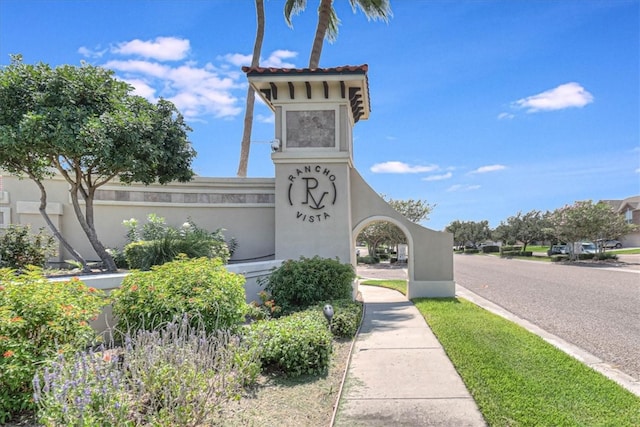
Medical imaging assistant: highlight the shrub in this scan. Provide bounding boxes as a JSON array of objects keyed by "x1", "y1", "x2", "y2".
[
  {"x1": 123, "y1": 216, "x2": 231, "y2": 270},
  {"x1": 463, "y1": 248, "x2": 480, "y2": 254},
  {"x1": 357, "y1": 255, "x2": 379, "y2": 264},
  {"x1": 501, "y1": 251, "x2": 533, "y2": 257},
  {"x1": 263, "y1": 256, "x2": 356, "y2": 312},
  {"x1": 322, "y1": 299, "x2": 362, "y2": 338},
  {"x1": 550, "y1": 255, "x2": 569, "y2": 262},
  {"x1": 111, "y1": 257, "x2": 247, "y2": 335},
  {"x1": 249, "y1": 310, "x2": 332, "y2": 377},
  {"x1": 481, "y1": 245, "x2": 500, "y2": 253},
  {"x1": 593, "y1": 252, "x2": 618, "y2": 261},
  {"x1": 0, "y1": 225, "x2": 56, "y2": 271},
  {"x1": 501, "y1": 245, "x2": 523, "y2": 252},
  {"x1": 0, "y1": 268, "x2": 104, "y2": 422},
  {"x1": 33, "y1": 317, "x2": 259, "y2": 426},
  {"x1": 106, "y1": 247, "x2": 128, "y2": 269}
]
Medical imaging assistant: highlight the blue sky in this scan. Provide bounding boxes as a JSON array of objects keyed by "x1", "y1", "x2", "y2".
[{"x1": 1, "y1": 0, "x2": 638, "y2": 231}]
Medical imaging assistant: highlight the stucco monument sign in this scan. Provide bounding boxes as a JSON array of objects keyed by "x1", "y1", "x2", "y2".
[
  {"x1": 244, "y1": 65, "x2": 455, "y2": 298},
  {"x1": 0, "y1": 65, "x2": 454, "y2": 299}
]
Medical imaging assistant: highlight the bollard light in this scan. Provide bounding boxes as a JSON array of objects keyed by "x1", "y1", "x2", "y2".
[{"x1": 323, "y1": 304, "x2": 334, "y2": 327}]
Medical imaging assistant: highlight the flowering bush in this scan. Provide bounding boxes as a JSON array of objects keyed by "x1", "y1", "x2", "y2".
[
  {"x1": 0, "y1": 268, "x2": 105, "y2": 423},
  {"x1": 0, "y1": 224, "x2": 56, "y2": 271},
  {"x1": 111, "y1": 257, "x2": 248, "y2": 335},
  {"x1": 33, "y1": 317, "x2": 260, "y2": 426}
]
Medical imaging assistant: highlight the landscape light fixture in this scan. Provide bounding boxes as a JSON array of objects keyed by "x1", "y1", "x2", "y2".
[{"x1": 323, "y1": 304, "x2": 334, "y2": 327}]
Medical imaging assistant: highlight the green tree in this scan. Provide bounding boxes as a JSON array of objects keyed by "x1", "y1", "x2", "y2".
[
  {"x1": 284, "y1": 0, "x2": 392, "y2": 68},
  {"x1": 445, "y1": 220, "x2": 490, "y2": 249},
  {"x1": 237, "y1": 0, "x2": 265, "y2": 177},
  {"x1": 0, "y1": 56, "x2": 196, "y2": 272},
  {"x1": 547, "y1": 200, "x2": 636, "y2": 260},
  {"x1": 549, "y1": 200, "x2": 636, "y2": 260},
  {"x1": 505, "y1": 210, "x2": 545, "y2": 252},
  {"x1": 386, "y1": 196, "x2": 435, "y2": 223}
]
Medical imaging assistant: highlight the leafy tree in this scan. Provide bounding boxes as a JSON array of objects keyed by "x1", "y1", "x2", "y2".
[
  {"x1": 237, "y1": 0, "x2": 265, "y2": 177},
  {"x1": 358, "y1": 221, "x2": 392, "y2": 258},
  {"x1": 547, "y1": 200, "x2": 636, "y2": 260},
  {"x1": 445, "y1": 220, "x2": 490, "y2": 249},
  {"x1": 386, "y1": 196, "x2": 435, "y2": 223},
  {"x1": 505, "y1": 210, "x2": 545, "y2": 252},
  {"x1": 446, "y1": 220, "x2": 466, "y2": 249},
  {"x1": 0, "y1": 56, "x2": 196, "y2": 272},
  {"x1": 284, "y1": 0, "x2": 392, "y2": 68}
]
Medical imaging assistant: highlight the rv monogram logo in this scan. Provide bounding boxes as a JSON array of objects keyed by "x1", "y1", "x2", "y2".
[{"x1": 288, "y1": 165, "x2": 337, "y2": 223}]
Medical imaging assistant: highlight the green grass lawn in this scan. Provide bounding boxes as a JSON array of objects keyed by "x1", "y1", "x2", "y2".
[
  {"x1": 360, "y1": 279, "x2": 407, "y2": 295},
  {"x1": 360, "y1": 281, "x2": 640, "y2": 426},
  {"x1": 415, "y1": 298, "x2": 640, "y2": 426},
  {"x1": 609, "y1": 247, "x2": 640, "y2": 254},
  {"x1": 525, "y1": 245, "x2": 549, "y2": 253}
]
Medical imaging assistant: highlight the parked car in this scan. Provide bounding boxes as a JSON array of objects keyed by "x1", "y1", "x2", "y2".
[
  {"x1": 547, "y1": 244, "x2": 567, "y2": 256},
  {"x1": 597, "y1": 239, "x2": 622, "y2": 249},
  {"x1": 580, "y1": 242, "x2": 597, "y2": 254}
]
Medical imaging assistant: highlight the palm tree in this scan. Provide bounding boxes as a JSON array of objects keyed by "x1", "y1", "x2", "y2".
[
  {"x1": 284, "y1": 0, "x2": 392, "y2": 69},
  {"x1": 237, "y1": 0, "x2": 265, "y2": 177}
]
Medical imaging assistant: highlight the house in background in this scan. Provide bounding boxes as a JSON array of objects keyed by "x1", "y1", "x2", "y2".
[{"x1": 601, "y1": 195, "x2": 640, "y2": 247}]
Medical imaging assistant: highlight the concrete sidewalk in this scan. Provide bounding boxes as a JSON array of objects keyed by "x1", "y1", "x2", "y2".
[{"x1": 333, "y1": 285, "x2": 486, "y2": 426}]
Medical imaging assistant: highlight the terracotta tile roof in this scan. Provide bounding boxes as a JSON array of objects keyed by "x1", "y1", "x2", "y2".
[
  {"x1": 242, "y1": 64, "x2": 371, "y2": 122},
  {"x1": 242, "y1": 64, "x2": 368, "y2": 75}
]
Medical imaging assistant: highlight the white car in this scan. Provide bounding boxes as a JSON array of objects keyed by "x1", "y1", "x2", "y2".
[{"x1": 598, "y1": 239, "x2": 622, "y2": 249}]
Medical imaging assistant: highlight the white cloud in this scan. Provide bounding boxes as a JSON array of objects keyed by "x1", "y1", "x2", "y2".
[
  {"x1": 370, "y1": 161, "x2": 439, "y2": 174},
  {"x1": 470, "y1": 164, "x2": 507, "y2": 174},
  {"x1": 121, "y1": 78, "x2": 156, "y2": 99},
  {"x1": 220, "y1": 53, "x2": 253, "y2": 67},
  {"x1": 446, "y1": 184, "x2": 481, "y2": 192},
  {"x1": 256, "y1": 114, "x2": 274, "y2": 124},
  {"x1": 262, "y1": 50, "x2": 297, "y2": 68},
  {"x1": 78, "y1": 46, "x2": 107, "y2": 59},
  {"x1": 105, "y1": 58, "x2": 241, "y2": 119},
  {"x1": 513, "y1": 82, "x2": 594, "y2": 113},
  {"x1": 423, "y1": 172, "x2": 452, "y2": 181},
  {"x1": 112, "y1": 37, "x2": 190, "y2": 61},
  {"x1": 635, "y1": 168, "x2": 640, "y2": 174},
  {"x1": 497, "y1": 112, "x2": 514, "y2": 120},
  {"x1": 101, "y1": 39, "x2": 299, "y2": 122},
  {"x1": 220, "y1": 50, "x2": 298, "y2": 68}
]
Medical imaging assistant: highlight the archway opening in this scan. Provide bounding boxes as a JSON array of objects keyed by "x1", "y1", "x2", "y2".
[{"x1": 352, "y1": 216, "x2": 413, "y2": 298}]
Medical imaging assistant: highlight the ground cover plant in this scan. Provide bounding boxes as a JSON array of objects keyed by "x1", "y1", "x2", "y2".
[
  {"x1": 414, "y1": 298, "x2": 640, "y2": 426},
  {"x1": 0, "y1": 268, "x2": 105, "y2": 423}
]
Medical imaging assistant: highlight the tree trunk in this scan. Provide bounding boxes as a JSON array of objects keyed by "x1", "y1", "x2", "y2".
[
  {"x1": 237, "y1": 0, "x2": 265, "y2": 177},
  {"x1": 67, "y1": 183, "x2": 117, "y2": 272},
  {"x1": 308, "y1": 0, "x2": 333, "y2": 68},
  {"x1": 32, "y1": 178, "x2": 90, "y2": 272}
]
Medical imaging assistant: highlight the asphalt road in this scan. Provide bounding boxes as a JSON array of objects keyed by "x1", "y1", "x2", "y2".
[{"x1": 453, "y1": 254, "x2": 640, "y2": 381}]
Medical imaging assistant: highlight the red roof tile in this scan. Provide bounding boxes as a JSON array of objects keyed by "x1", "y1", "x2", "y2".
[{"x1": 242, "y1": 64, "x2": 368, "y2": 75}]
